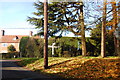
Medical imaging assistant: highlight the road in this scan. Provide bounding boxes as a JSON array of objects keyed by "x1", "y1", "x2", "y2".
[{"x1": 0, "y1": 60, "x2": 66, "y2": 80}]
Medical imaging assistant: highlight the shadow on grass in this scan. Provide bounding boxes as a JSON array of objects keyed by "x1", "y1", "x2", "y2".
[
  {"x1": 17, "y1": 58, "x2": 39, "y2": 66},
  {"x1": 35, "y1": 58, "x2": 120, "y2": 80},
  {"x1": 16, "y1": 57, "x2": 120, "y2": 80},
  {"x1": 34, "y1": 68, "x2": 120, "y2": 80},
  {"x1": 48, "y1": 59, "x2": 72, "y2": 69}
]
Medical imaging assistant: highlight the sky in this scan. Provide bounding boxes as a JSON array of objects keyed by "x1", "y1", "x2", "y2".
[
  {"x1": 0, "y1": 2, "x2": 34, "y2": 28},
  {"x1": 0, "y1": 0, "x2": 38, "y2": 35},
  {"x1": 0, "y1": 0, "x2": 90, "y2": 37}
]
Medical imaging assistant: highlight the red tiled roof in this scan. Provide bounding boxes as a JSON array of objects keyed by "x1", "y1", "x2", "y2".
[{"x1": 0, "y1": 35, "x2": 28, "y2": 43}]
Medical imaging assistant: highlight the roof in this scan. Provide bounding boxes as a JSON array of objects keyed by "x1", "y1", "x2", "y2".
[{"x1": 0, "y1": 35, "x2": 28, "y2": 43}]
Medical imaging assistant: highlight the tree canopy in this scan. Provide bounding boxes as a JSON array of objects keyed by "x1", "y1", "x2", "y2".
[{"x1": 27, "y1": 1, "x2": 120, "y2": 57}]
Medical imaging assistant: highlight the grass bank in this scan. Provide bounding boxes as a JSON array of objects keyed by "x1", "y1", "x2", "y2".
[{"x1": 16, "y1": 56, "x2": 120, "y2": 79}]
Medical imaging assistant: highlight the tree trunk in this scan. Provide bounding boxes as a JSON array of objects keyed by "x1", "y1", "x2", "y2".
[
  {"x1": 101, "y1": 0, "x2": 107, "y2": 58},
  {"x1": 79, "y1": 2, "x2": 87, "y2": 56},
  {"x1": 117, "y1": 1, "x2": 120, "y2": 56},
  {"x1": 116, "y1": 39, "x2": 120, "y2": 56},
  {"x1": 111, "y1": 0, "x2": 118, "y2": 56}
]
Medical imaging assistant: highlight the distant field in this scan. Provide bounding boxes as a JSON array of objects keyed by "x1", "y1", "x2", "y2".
[{"x1": 16, "y1": 56, "x2": 120, "y2": 79}]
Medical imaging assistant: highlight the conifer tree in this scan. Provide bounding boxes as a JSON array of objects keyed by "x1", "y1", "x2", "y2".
[{"x1": 27, "y1": 1, "x2": 87, "y2": 56}]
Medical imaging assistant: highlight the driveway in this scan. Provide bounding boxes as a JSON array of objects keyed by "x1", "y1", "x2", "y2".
[{"x1": 0, "y1": 60, "x2": 66, "y2": 80}]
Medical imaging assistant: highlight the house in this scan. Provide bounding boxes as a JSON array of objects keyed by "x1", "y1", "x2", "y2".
[{"x1": 0, "y1": 30, "x2": 33, "y2": 53}]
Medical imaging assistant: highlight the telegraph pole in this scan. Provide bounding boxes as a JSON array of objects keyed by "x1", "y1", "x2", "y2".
[{"x1": 44, "y1": 0, "x2": 48, "y2": 69}]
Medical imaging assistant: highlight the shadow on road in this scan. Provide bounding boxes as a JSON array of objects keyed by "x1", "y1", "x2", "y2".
[
  {"x1": 1, "y1": 60, "x2": 68, "y2": 80},
  {"x1": 2, "y1": 70, "x2": 67, "y2": 80}
]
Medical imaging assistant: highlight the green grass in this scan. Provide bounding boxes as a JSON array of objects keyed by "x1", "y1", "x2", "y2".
[
  {"x1": 17, "y1": 58, "x2": 39, "y2": 66},
  {"x1": 16, "y1": 57, "x2": 72, "y2": 67}
]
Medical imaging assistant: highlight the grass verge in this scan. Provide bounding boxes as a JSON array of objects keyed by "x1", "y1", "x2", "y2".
[{"x1": 16, "y1": 56, "x2": 120, "y2": 79}]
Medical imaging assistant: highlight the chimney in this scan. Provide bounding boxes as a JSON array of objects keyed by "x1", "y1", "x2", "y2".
[
  {"x1": 29, "y1": 31, "x2": 33, "y2": 37},
  {"x1": 0, "y1": 30, "x2": 5, "y2": 36}
]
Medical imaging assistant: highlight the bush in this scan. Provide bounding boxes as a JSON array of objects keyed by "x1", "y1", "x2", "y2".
[
  {"x1": 48, "y1": 37, "x2": 81, "y2": 57},
  {"x1": 19, "y1": 37, "x2": 29, "y2": 57},
  {"x1": 7, "y1": 45, "x2": 16, "y2": 53},
  {"x1": 19, "y1": 37, "x2": 44, "y2": 58},
  {"x1": 2, "y1": 52, "x2": 19, "y2": 59},
  {"x1": 63, "y1": 51, "x2": 71, "y2": 57}
]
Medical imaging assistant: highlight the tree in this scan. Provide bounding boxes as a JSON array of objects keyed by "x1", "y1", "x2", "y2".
[
  {"x1": 27, "y1": 1, "x2": 64, "y2": 37},
  {"x1": 90, "y1": 22, "x2": 114, "y2": 56},
  {"x1": 103, "y1": 1, "x2": 120, "y2": 56},
  {"x1": 111, "y1": 1, "x2": 118, "y2": 56},
  {"x1": 118, "y1": 1, "x2": 120, "y2": 56},
  {"x1": 112, "y1": 1, "x2": 120, "y2": 56},
  {"x1": 44, "y1": 0, "x2": 48, "y2": 69},
  {"x1": 101, "y1": 0, "x2": 107, "y2": 58},
  {"x1": 35, "y1": 38, "x2": 44, "y2": 58},
  {"x1": 106, "y1": 1, "x2": 119, "y2": 55},
  {"x1": 26, "y1": 38, "x2": 36, "y2": 57},
  {"x1": 79, "y1": 1, "x2": 86, "y2": 56},
  {"x1": 49, "y1": 37, "x2": 79, "y2": 57},
  {"x1": 90, "y1": 24, "x2": 101, "y2": 56},
  {"x1": 7, "y1": 45, "x2": 16, "y2": 53},
  {"x1": 19, "y1": 37, "x2": 29, "y2": 57},
  {"x1": 19, "y1": 37, "x2": 44, "y2": 58},
  {"x1": 27, "y1": 1, "x2": 87, "y2": 56}
]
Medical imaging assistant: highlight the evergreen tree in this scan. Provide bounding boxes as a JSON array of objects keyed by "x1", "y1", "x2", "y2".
[
  {"x1": 90, "y1": 22, "x2": 114, "y2": 56},
  {"x1": 27, "y1": 1, "x2": 87, "y2": 56}
]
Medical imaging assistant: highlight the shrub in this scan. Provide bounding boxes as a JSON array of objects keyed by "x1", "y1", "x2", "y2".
[
  {"x1": 19, "y1": 37, "x2": 44, "y2": 58},
  {"x1": 7, "y1": 45, "x2": 16, "y2": 53},
  {"x1": 48, "y1": 37, "x2": 80, "y2": 57},
  {"x1": 2, "y1": 52, "x2": 19, "y2": 59},
  {"x1": 19, "y1": 37, "x2": 29, "y2": 57}
]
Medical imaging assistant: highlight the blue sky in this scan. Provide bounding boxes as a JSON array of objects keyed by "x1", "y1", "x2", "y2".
[
  {"x1": 0, "y1": 0, "x2": 76, "y2": 36},
  {"x1": 0, "y1": 0, "x2": 90, "y2": 37},
  {"x1": 0, "y1": 2, "x2": 34, "y2": 29},
  {"x1": 0, "y1": 1, "x2": 39, "y2": 35}
]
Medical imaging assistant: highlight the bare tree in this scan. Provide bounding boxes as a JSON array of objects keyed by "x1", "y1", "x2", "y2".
[{"x1": 111, "y1": 0, "x2": 118, "y2": 56}]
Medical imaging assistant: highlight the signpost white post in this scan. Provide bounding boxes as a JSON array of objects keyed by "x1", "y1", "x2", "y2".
[{"x1": 48, "y1": 43, "x2": 60, "y2": 56}]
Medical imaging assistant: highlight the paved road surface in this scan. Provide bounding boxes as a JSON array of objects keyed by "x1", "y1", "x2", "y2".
[{"x1": 0, "y1": 60, "x2": 66, "y2": 80}]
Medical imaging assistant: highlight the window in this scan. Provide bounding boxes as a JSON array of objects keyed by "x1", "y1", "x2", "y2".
[{"x1": 2, "y1": 43, "x2": 8, "y2": 47}]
